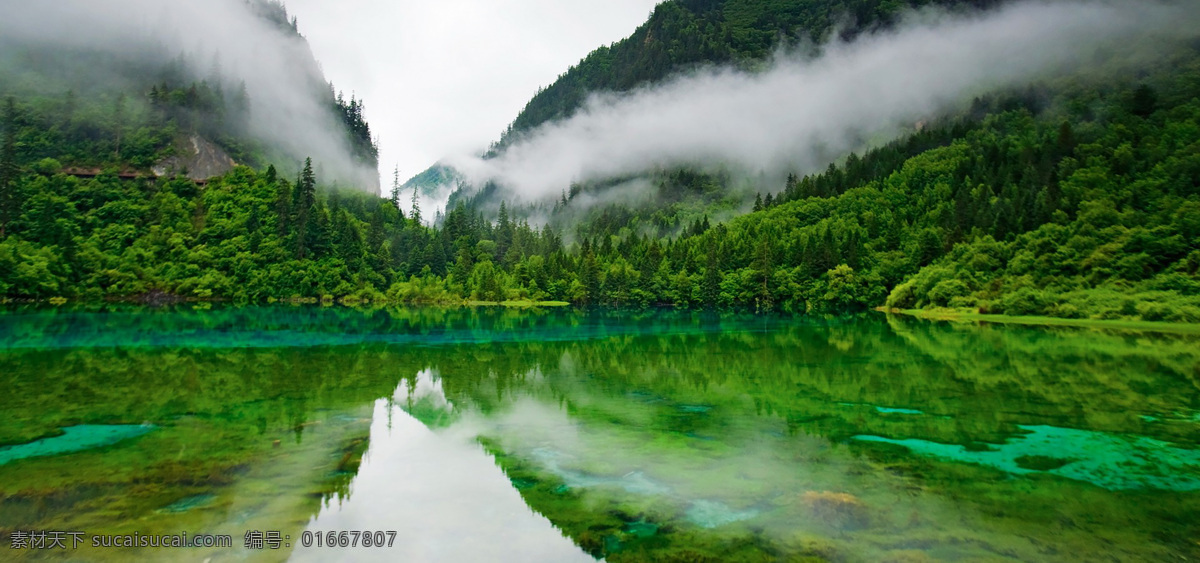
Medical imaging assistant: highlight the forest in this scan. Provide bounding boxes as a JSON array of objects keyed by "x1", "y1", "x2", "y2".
[{"x1": 0, "y1": 0, "x2": 1198, "y2": 324}]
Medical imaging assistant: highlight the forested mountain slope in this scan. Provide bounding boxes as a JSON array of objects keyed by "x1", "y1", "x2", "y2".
[
  {"x1": 406, "y1": 0, "x2": 1003, "y2": 203},
  {"x1": 0, "y1": 0, "x2": 378, "y2": 190},
  {"x1": 0, "y1": 0, "x2": 1197, "y2": 326},
  {"x1": 500, "y1": 0, "x2": 1000, "y2": 147}
]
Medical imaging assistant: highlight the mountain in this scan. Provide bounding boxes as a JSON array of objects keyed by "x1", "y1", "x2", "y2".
[
  {"x1": 406, "y1": 0, "x2": 1004, "y2": 210},
  {"x1": 398, "y1": 164, "x2": 464, "y2": 213},
  {"x1": 0, "y1": 0, "x2": 379, "y2": 191},
  {"x1": 498, "y1": 0, "x2": 1001, "y2": 147},
  {"x1": 1, "y1": 0, "x2": 1197, "y2": 326}
]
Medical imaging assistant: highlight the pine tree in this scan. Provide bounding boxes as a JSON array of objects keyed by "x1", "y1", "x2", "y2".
[
  {"x1": 0, "y1": 97, "x2": 18, "y2": 238},
  {"x1": 702, "y1": 240, "x2": 721, "y2": 305},
  {"x1": 231, "y1": 81, "x2": 250, "y2": 133},
  {"x1": 752, "y1": 237, "x2": 774, "y2": 307},
  {"x1": 1131, "y1": 84, "x2": 1158, "y2": 117},
  {"x1": 274, "y1": 175, "x2": 292, "y2": 238},
  {"x1": 580, "y1": 250, "x2": 600, "y2": 304},
  {"x1": 390, "y1": 165, "x2": 402, "y2": 210},
  {"x1": 299, "y1": 158, "x2": 317, "y2": 208},
  {"x1": 410, "y1": 185, "x2": 421, "y2": 224},
  {"x1": 112, "y1": 94, "x2": 126, "y2": 161},
  {"x1": 496, "y1": 201, "x2": 513, "y2": 262},
  {"x1": 294, "y1": 157, "x2": 317, "y2": 258}
]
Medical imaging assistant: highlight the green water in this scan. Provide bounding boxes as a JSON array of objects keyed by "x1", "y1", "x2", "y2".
[{"x1": 1, "y1": 306, "x2": 1198, "y2": 562}]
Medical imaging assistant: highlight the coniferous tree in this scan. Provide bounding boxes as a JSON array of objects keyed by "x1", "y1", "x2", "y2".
[
  {"x1": 112, "y1": 94, "x2": 126, "y2": 161},
  {"x1": 1131, "y1": 84, "x2": 1158, "y2": 117},
  {"x1": 294, "y1": 157, "x2": 317, "y2": 258},
  {"x1": 410, "y1": 185, "x2": 421, "y2": 224},
  {"x1": 274, "y1": 177, "x2": 292, "y2": 238},
  {"x1": 496, "y1": 201, "x2": 513, "y2": 262},
  {"x1": 702, "y1": 240, "x2": 721, "y2": 305},
  {"x1": 390, "y1": 165, "x2": 402, "y2": 210},
  {"x1": 752, "y1": 237, "x2": 774, "y2": 307},
  {"x1": 0, "y1": 98, "x2": 18, "y2": 238},
  {"x1": 230, "y1": 81, "x2": 250, "y2": 133}
]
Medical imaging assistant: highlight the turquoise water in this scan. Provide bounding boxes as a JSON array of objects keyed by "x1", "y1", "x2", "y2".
[
  {"x1": 0, "y1": 305, "x2": 1197, "y2": 561},
  {"x1": 856, "y1": 424, "x2": 1200, "y2": 490},
  {"x1": 0, "y1": 425, "x2": 154, "y2": 466}
]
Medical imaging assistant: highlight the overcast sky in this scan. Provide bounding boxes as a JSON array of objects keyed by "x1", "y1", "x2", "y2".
[{"x1": 285, "y1": 0, "x2": 661, "y2": 184}]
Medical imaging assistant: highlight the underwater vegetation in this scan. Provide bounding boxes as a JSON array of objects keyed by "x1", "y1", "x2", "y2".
[{"x1": 0, "y1": 306, "x2": 1197, "y2": 561}]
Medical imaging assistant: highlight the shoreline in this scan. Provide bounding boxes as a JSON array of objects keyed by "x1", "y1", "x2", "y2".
[{"x1": 880, "y1": 308, "x2": 1200, "y2": 335}]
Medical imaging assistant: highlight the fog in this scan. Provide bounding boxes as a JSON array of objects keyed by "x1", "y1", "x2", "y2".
[
  {"x1": 449, "y1": 0, "x2": 1200, "y2": 203},
  {"x1": 0, "y1": 0, "x2": 379, "y2": 191}
]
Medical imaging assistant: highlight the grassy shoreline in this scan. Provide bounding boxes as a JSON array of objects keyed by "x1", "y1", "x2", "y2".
[
  {"x1": 880, "y1": 307, "x2": 1200, "y2": 335},
  {"x1": 0, "y1": 296, "x2": 574, "y2": 309}
]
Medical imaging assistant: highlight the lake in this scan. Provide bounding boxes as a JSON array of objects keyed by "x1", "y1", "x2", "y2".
[{"x1": 1, "y1": 306, "x2": 1198, "y2": 561}]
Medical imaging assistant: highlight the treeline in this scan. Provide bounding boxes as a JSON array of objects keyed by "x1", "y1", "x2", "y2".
[
  {"x1": 1, "y1": 67, "x2": 1196, "y2": 321},
  {"x1": 548, "y1": 109, "x2": 982, "y2": 246},
  {"x1": 2, "y1": 56, "x2": 1200, "y2": 323},
  {"x1": 0, "y1": 15, "x2": 378, "y2": 178}
]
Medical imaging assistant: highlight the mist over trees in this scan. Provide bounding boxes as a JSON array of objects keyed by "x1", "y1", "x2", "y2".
[
  {"x1": 449, "y1": 0, "x2": 1199, "y2": 207},
  {"x1": 499, "y1": 0, "x2": 1008, "y2": 147},
  {"x1": 0, "y1": 0, "x2": 1197, "y2": 325},
  {"x1": 0, "y1": 0, "x2": 379, "y2": 190}
]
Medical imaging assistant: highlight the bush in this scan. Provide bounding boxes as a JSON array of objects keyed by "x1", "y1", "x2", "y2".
[
  {"x1": 885, "y1": 280, "x2": 916, "y2": 309},
  {"x1": 928, "y1": 279, "x2": 970, "y2": 307},
  {"x1": 998, "y1": 288, "x2": 1050, "y2": 316}
]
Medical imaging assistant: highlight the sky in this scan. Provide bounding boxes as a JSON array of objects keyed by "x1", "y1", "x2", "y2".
[{"x1": 285, "y1": 0, "x2": 663, "y2": 185}]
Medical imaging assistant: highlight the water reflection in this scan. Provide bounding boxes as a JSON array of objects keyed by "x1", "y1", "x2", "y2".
[
  {"x1": 294, "y1": 376, "x2": 593, "y2": 562},
  {"x1": 0, "y1": 306, "x2": 1197, "y2": 561}
]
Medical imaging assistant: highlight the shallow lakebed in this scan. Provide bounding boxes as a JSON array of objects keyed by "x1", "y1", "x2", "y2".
[{"x1": 1, "y1": 305, "x2": 1198, "y2": 561}]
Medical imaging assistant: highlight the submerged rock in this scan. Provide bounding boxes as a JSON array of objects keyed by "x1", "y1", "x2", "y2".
[
  {"x1": 802, "y1": 491, "x2": 870, "y2": 530},
  {"x1": 623, "y1": 520, "x2": 659, "y2": 538},
  {"x1": 685, "y1": 500, "x2": 760, "y2": 528},
  {"x1": 881, "y1": 549, "x2": 939, "y2": 563},
  {"x1": 157, "y1": 493, "x2": 216, "y2": 514}
]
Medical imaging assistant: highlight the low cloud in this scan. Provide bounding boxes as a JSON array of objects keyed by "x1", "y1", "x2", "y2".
[
  {"x1": 450, "y1": 0, "x2": 1200, "y2": 202},
  {"x1": 0, "y1": 0, "x2": 379, "y2": 190}
]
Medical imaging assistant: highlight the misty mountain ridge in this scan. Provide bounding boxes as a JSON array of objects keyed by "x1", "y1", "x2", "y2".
[
  {"x1": 404, "y1": 0, "x2": 1010, "y2": 213},
  {"x1": 409, "y1": 0, "x2": 1200, "y2": 237},
  {"x1": 0, "y1": 0, "x2": 379, "y2": 190}
]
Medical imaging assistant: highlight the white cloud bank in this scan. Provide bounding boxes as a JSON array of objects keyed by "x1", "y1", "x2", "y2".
[{"x1": 449, "y1": 0, "x2": 1200, "y2": 202}]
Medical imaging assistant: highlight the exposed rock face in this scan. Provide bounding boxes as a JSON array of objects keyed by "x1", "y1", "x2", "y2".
[{"x1": 153, "y1": 135, "x2": 236, "y2": 181}]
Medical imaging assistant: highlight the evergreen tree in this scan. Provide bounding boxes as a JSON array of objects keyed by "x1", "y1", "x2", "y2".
[
  {"x1": 410, "y1": 185, "x2": 421, "y2": 224},
  {"x1": 112, "y1": 94, "x2": 126, "y2": 161},
  {"x1": 580, "y1": 248, "x2": 600, "y2": 304},
  {"x1": 230, "y1": 81, "x2": 250, "y2": 133},
  {"x1": 1131, "y1": 84, "x2": 1158, "y2": 117},
  {"x1": 702, "y1": 240, "x2": 721, "y2": 305},
  {"x1": 390, "y1": 165, "x2": 402, "y2": 210},
  {"x1": 294, "y1": 157, "x2": 317, "y2": 259},
  {"x1": 0, "y1": 98, "x2": 18, "y2": 238},
  {"x1": 496, "y1": 201, "x2": 513, "y2": 262},
  {"x1": 752, "y1": 237, "x2": 774, "y2": 308}
]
